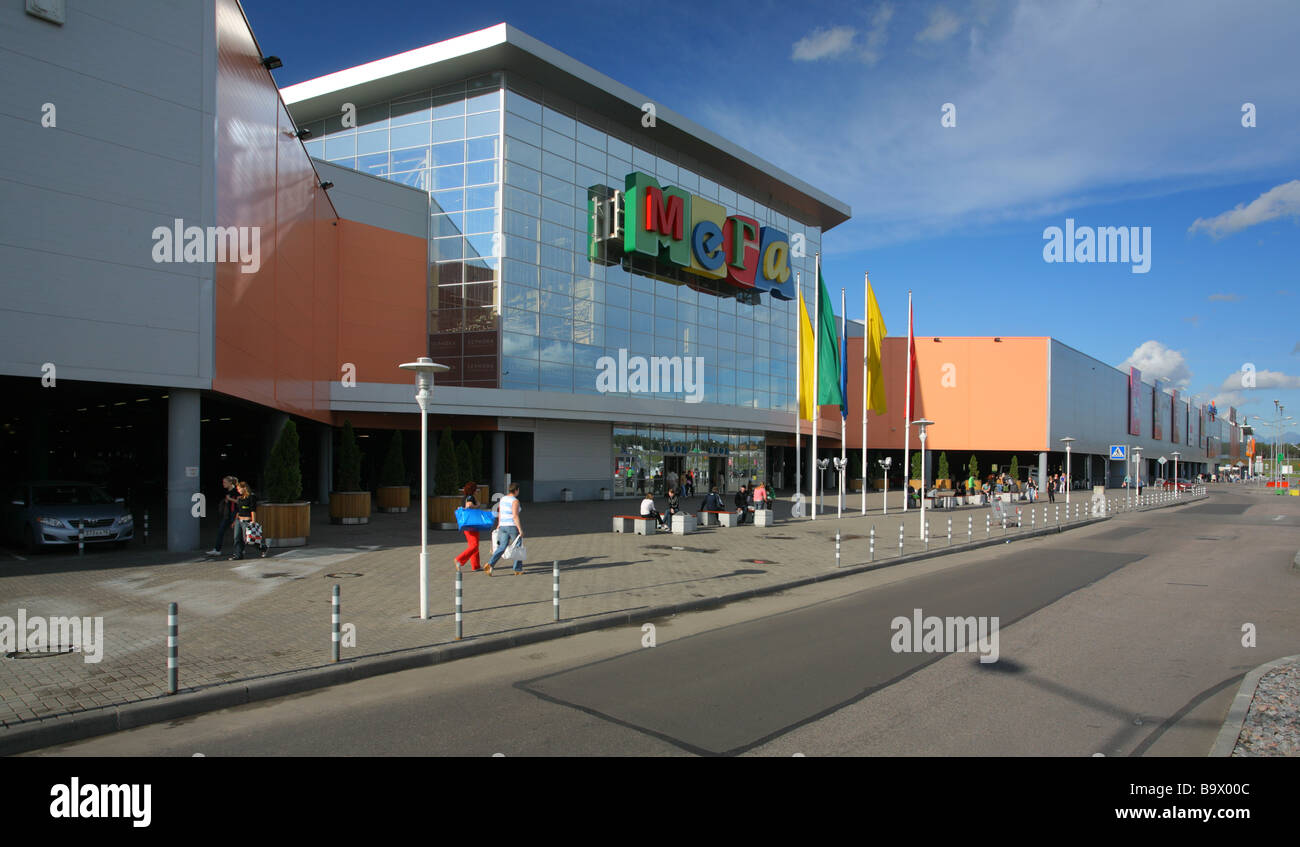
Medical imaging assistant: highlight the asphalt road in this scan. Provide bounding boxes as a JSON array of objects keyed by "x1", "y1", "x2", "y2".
[{"x1": 31, "y1": 486, "x2": 1300, "y2": 756}]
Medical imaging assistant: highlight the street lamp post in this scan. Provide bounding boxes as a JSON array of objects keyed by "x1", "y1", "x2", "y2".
[
  {"x1": 1133, "y1": 447, "x2": 1143, "y2": 504},
  {"x1": 1060, "y1": 436, "x2": 1075, "y2": 505},
  {"x1": 879, "y1": 457, "x2": 892, "y2": 515},
  {"x1": 1171, "y1": 451, "x2": 1181, "y2": 497},
  {"x1": 399, "y1": 357, "x2": 450, "y2": 620},
  {"x1": 913, "y1": 419, "x2": 934, "y2": 540},
  {"x1": 833, "y1": 456, "x2": 847, "y2": 519}
]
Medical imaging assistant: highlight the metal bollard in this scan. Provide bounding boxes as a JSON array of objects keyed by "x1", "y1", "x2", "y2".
[
  {"x1": 553, "y1": 560, "x2": 560, "y2": 621},
  {"x1": 836, "y1": 530, "x2": 842, "y2": 567},
  {"x1": 1055, "y1": 505, "x2": 1059, "y2": 523},
  {"x1": 924, "y1": 521, "x2": 929, "y2": 552},
  {"x1": 1031, "y1": 508, "x2": 1036, "y2": 529},
  {"x1": 455, "y1": 569, "x2": 463, "y2": 641},
  {"x1": 870, "y1": 527, "x2": 875, "y2": 562},
  {"x1": 947, "y1": 517, "x2": 952, "y2": 546},
  {"x1": 1002, "y1": 516, "x2": 1006, "y2": 535},
  {"x1": 1016, "y1": 507, "x2": 1022, "y2": 529},
  {"x1": 898, "y1": 523, "x2": 904, "y2": 557},
  {"x1": 78, "y1": 521, "x2": 85, "y2": 557},
  {"x1": 985, "y1": 515, "x2": 990, "y2": 537},
  {"x1": 143, "y1": 509, "x2": 149, "y2": 546},
  {"x1": 331, "y1": 584, "x2": 340, "y2": 662},
  {"x1": 167, "y1": 602, "x2": 178, "y2": 695},
  {"x1": 967, "y1": 515, "x2": 972, "y2": 542}
]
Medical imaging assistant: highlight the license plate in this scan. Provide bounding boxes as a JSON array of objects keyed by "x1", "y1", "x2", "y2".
[{"x1": 83, "y1": 529, "x2": 113, "y2": 538}]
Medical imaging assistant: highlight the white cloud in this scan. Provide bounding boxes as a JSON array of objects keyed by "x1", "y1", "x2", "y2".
[
  {"x1": 917, "y1": 8, "x2": 960, "y2": 42},
  {"x1": 792, "y1": 26, "x2": 857, "y2": 61},
  {"x1": 1219, "y1": 368, "x2": 1300, "y2": 391},
  {"x1": 860, "y1": 3, "x2": 895, "y2": 65},
  {"x1": 1119, "y1": 340, "x2": 1192, "y2": 389},
  {"x1": 1208, "y1": 293, "x2": 1241, "y2": 301},
  {"x1": 1189, "y1": 179, "x2": 1300, "y2": 239}
]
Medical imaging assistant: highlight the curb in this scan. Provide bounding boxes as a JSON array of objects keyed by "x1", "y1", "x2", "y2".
[
  {"x1": 1209, "y1": 653, "x2": 1300, "y2": 757},
  {"x1": 0, "y1": 496, "x2": 1198, "y2": 756}
]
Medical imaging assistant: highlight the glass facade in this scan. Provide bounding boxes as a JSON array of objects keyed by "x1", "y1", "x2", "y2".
[
  {"x1": 305, "y1": 70, "x2": 824, "y2": 412},
  {"x1": 303, "y1": 73, "x2": 504, "y2": 387},
  {"x1": 498, "y1": 81, "x2": 820, "y2": 412},
  {"x1": 612, "y1": 425, "x2": 766, "y2": 498}
]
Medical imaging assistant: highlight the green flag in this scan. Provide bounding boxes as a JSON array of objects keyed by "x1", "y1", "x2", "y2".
[{"x1": 816, "y1": 268, "x2": 844, "y2": 408}]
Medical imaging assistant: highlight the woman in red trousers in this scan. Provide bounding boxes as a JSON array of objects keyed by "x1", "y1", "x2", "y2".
[{"x1": 455, "y1": 482, "x2": 483, "y2": 572}]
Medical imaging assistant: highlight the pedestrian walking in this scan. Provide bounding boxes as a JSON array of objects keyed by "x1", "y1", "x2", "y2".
[
  {"x1": 205, "y1": 474, "x2": 239, "y2": 556},
  {"x1": 753, "y1": 481, "x2": 768, "y2": 510},
  {"x1": 484, "y1": 482, "x2": 525, "y2": 576},
  {"x1": 454, "y1": 482, "x2": 483, "y2": 572},
  {"x1": 1047, "y1": 474, "x2": 1056, "y2": 503},
  {"x1": 230, "y1": 480, "x2": 265, "y2": 560}
]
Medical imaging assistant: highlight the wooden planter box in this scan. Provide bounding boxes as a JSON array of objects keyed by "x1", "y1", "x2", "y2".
[
  {"x1": 329, "y1": 491, "x2": 371, "y2": 525},
  {"x1": 375, "y1": 485, "x2": 410, "y2": 512},
  {"x1": 260, "y1": 502, "x2": 310, "y2": 548},
  {"x1": 427, "y1": 495, "x2": 462, "y2": 530}
]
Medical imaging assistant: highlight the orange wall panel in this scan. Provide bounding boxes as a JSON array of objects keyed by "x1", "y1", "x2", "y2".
[
  {"x1": 337, "y1": 219, "x2": 427, "y2": 385},
  {"x1": 842, "y1": 336, "x2": 1049, "y2": 452}
]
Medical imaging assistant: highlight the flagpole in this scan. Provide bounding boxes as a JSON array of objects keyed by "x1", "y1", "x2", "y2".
[
  {"x1": 812, "y1": 253, "x2": 820, "y2": 520},
  {"x1": 862, "y1": 272, "x2": 869, "y2": 515},
  {"x1": 903, "y1": 289, "x2": 912, "y2": 511},
  {"x1": 795, "y1": 272, "x2": 801, "y2": 511},
  {"x1": 839, "y1": 287, "x2": 846, "y2": 519}
]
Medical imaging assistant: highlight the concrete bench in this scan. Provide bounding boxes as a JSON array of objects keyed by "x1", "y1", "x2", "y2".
[
  {"x1": 717, "y1": 510, "x2": 739, "y2": 528},
  {"x1": 613, "y1": 515, "x2": 656, "y2": 535},
  {"x1": 671, "y1": 513, "x2": 697, "y2": 535},
  {"x1": 697, "y1": 510, "x2": 728, "y2": 527},
  {"x1": 753, "y1": 509, "x2": 774, "y2": 527}
]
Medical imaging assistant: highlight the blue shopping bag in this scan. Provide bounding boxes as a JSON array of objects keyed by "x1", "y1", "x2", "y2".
[{"x1": 456, "y1": 507, "x2": 494, "y2": 531}]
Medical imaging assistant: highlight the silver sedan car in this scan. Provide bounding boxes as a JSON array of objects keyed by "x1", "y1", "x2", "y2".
[{"x1": 4, "y1": 481, "x2": 134, "y2": 551}]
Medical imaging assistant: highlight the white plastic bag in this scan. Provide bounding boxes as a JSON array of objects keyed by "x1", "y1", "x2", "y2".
[{"x1": 504, "y1": 536, "x2": 527, "y2": 561}]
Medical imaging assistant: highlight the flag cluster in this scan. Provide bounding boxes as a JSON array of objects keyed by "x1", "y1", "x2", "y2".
[{"x1": 798, "y1": 269, "x2": 888, "y2": 419}]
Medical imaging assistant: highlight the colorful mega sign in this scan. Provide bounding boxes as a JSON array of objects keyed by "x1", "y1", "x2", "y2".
[{"x1": 588, "y1": 172, "x2": 796, "y2": 302}]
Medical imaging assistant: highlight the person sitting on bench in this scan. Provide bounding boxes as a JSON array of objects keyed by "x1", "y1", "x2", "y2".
[
  {"x1": 641, "y1": 492, "x2": 667, "y2": 530},
  {"x1": 699, "y1": 485, "x2": 724, "y2": 513},
  {"x1": 735, "y1": 483, "x2": 752, "y2": 525}
]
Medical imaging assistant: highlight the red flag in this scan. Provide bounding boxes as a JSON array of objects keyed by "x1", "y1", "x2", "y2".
[{"x1": 907, "y1": 298, "x2": 917, "y2": 420}]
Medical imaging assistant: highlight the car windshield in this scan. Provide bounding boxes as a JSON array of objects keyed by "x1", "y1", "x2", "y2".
[{"x1": 31, "y1": 485, "x2": 115, "y2": 506}]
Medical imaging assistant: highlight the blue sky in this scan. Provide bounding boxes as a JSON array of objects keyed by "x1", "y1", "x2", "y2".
[{"x1": 244, "y1": 0, "x2": 1300, "y2": 430}]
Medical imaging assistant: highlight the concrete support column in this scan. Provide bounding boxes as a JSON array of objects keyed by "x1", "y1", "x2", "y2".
[
  {"x1": 492, "y1": 430, "x2": 506, "y2": 495},
  {"x1": 1038, "y1": 452, "x2": 1048, "y2": 487},
  {"x1": 166, "y1": 389, "x2": 201, "y2": 552},
  {"x1": 318, "y1": 422, "x2": 333, "y2": 504}
]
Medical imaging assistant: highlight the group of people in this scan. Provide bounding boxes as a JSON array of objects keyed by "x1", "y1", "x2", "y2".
[
  {"x1": 205, "y1": 474, "x2": 265, "y2": 560},
  {"x1": 640, "y1": 481, "x2": 770, "y2": 529},
  {"x1": 954, "y1": 472, "x2": 1073, "y2": 505},
  {"x1": 455, "y1": 481, "x2": 525, "y2": 576}
]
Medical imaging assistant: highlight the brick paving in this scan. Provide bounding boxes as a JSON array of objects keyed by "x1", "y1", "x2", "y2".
[{"x1": 0, "y1": 488, "x2": 1190, "y2": 728}]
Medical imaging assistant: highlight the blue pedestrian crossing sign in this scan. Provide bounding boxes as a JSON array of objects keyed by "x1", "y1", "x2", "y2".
[{"x1": 1109, "y1": 445, "x2": 1127, "y2": 460}]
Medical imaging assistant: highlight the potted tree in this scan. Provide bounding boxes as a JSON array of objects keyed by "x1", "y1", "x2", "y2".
[
  {"x1": 329, "y1": 420, "x2": 370, "y2": 524},
  {"x1": 936, "y1": 452, "x2": 951, "y2": 491},
  {"x1": 427, "y1": 428, "x2": 463, "y2": 530},
  {"x1": 261, "y1": 419, "x2": 310, "y2": 547},
  {"x1": 376, "y1": 430, "x2": 410, "y2": 512}
]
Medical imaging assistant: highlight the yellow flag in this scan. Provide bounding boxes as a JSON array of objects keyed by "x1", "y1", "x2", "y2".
[
  {"x1": 866, "y1": 280, "x2": 888, "y2": 414},
  {"x1": 798, "y1": 291, "x2": 815, "y2": 421}
]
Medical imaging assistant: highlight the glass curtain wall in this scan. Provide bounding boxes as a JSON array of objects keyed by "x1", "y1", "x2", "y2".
[
  {"x1": 612, "y1": 425, "x2": 765, "y2": 498},
  {"x1": 303, "y1": 73, "x2": 504, "y2": 387},
  {"x1": 500, "y1": 80, "x2": 821, "y2": 411}
]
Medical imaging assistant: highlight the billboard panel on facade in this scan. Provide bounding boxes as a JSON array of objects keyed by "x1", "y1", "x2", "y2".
[{"x1": 1129, "y1": 367, "x2": 1142, "y2": 436}]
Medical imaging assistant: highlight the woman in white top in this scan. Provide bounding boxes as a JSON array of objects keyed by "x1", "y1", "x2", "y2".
[
  {"x1": 485, "y1": 483, "x2": 525, "y2": 576},
  {"x1": 641, "y1": 493, "x2": 666, "y2": 529}
]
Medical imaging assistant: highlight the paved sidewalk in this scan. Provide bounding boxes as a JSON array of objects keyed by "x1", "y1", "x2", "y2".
[{"x1": 0, "y1": 487, "x2": 1196, "y2": 734}]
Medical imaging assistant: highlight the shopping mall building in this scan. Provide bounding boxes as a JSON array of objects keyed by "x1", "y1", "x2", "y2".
[{"x1": 0, "y1": 2, "x2": 1243, "y2": 551}]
